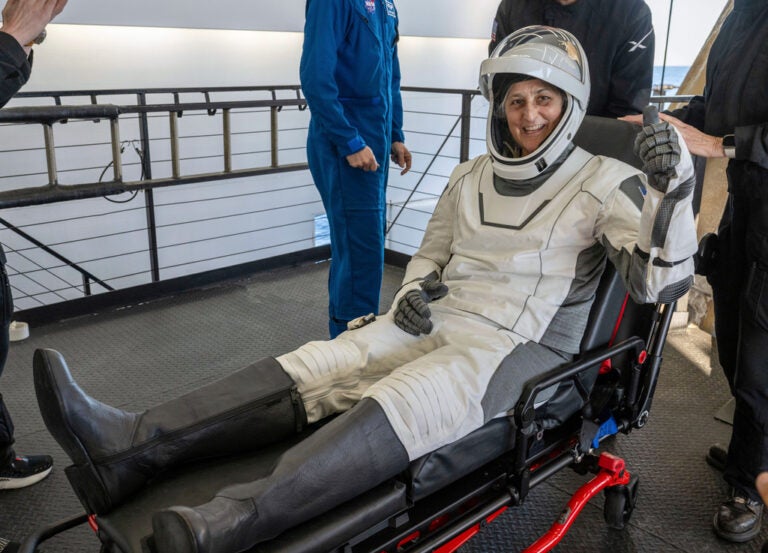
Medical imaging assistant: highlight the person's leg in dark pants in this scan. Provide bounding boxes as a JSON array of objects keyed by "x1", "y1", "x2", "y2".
[
  {"x1": 713, "y1": 197, "x2": 768, "y2": 542},
  {"x1": 0, "y1": 254, "x2": 52, "y2": 491}
]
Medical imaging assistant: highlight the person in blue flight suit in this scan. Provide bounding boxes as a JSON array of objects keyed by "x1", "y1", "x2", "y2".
[{"x1": 300, "y1": 0, "x2": 412, "y2": 338}]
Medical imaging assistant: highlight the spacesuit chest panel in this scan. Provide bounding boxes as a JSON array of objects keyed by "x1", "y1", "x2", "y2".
[{"x1": 478, "y1": 148, "x2": 593, "y2": 230}]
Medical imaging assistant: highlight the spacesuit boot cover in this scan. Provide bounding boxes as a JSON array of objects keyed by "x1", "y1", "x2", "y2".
[
  {"x1": 151, "y1": 398, "x2": 409, "y2": 553},
  {"x1": 33, "y1": 348, "x2": 306, "y2": 514}
]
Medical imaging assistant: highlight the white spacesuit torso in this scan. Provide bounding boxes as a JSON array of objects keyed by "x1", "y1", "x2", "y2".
[{"x1": 403, "y1": 147, "x2": 695, "y2": 353}]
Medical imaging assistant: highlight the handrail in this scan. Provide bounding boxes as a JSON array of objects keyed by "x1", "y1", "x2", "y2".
[
  {"x1": 12, "y1": 84, "x2": 304, "y2": 101},
  {"x1": 0, "y1": 84, "x2": 481, "y2": 319},
  {"x1": 0, "y1": 98, "x2": 305, "y2": 124},
  {"x1": 0, "y1": 96, "x2": 310, "y2": 208},
  {"x1": 0, "y1": 87, "x2": 483, "y2": 210}
]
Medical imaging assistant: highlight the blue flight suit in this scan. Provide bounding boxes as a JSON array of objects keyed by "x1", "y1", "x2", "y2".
[{"x1": 300, "y1": 0, "x2": 405, "y2": 337}]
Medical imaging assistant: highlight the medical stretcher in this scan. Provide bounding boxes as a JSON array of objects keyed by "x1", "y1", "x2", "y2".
[{"x1": 20, "y1": 117, "x2": 676, "y2": 553}]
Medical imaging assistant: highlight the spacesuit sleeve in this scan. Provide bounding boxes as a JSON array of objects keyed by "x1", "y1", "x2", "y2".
[
  {"x1": 394, "y1": 171, "x2": 460, "y2": 299},
  {"x1": 299, "y1": 1, "x2": 366, "y2": 156},
  {"x1": 596, "y1": 135, "x2": 698, "y2": 304}
]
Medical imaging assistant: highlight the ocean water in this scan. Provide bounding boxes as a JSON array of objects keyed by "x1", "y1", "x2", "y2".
[{"x1": 653, "y1": 65, "x2": 690, "y2": 96}]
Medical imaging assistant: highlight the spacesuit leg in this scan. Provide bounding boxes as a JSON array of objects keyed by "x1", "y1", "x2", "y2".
[
  {"x1": 364, "y1": 308, "x2": 520, "y2": 459},
  {"x1": 278, "y1": 314, "x2": 442, "y2": 423}
]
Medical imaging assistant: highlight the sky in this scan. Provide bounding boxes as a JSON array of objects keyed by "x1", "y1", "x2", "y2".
[{"x1": 645, "y1": 0, "x2": 730, "y2": 66}]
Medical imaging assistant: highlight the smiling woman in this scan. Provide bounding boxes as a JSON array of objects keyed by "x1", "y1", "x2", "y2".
[{"x1": 501, "y1": 78, "x2": 565, "y2": 156}]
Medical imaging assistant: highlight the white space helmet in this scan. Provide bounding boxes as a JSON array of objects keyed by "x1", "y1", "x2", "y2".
[{"x1": 479, "y1": 26, "x2": 589, "y2": 181}]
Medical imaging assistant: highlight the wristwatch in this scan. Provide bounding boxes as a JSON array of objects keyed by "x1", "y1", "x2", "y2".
[
  {"x1": 722, "y1": 134, "x2": 736, "y2": 159},
  {"x1": 25, "y1": 28, "x2": 46, "y2": 47}
]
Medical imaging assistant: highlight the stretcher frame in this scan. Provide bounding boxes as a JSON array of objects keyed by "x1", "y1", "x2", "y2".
[{"x1": 19, "y1": 117, "x2": 674, "y2": 553}]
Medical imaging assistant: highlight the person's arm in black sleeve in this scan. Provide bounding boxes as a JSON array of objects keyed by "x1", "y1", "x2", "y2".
[
  {"x1": 0, "y1": 0, "x2": 68, "y2": 108},
  {"x1": 488, "y1": 0, "x2": 512, "y2": 55},
  {"x1": 0, "y1": 31, "x2": 30, "y2": 108},
  {"x1": 734, "y1": 123, "x2": 768, "y2": 171},
  {"x1": 604, "y1": 4, "x2": 655, "y2": 117},
  {"x1": 665, "y1": 95, "x2": 707, "y2": 131}
]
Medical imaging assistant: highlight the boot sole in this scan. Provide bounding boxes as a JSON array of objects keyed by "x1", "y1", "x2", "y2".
[
  {"x1": 33, "y1": 349, "x2": 113, "y2": 513},
  {"x1": 152, "y1": 510, "x2": 201, "y2": 553}
]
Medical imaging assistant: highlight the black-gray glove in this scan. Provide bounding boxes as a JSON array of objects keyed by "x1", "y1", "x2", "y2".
[
  {"x1": 393, "y1": 280, "x2": 449, "y2": 336},
  {"x1": 634, "y1": 119, "x2": 681, "y2": 193}
]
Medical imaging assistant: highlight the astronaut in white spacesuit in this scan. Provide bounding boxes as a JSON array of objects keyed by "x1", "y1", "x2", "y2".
[{"x1": 33, "y1": 26, "x2": 697, "y2": 553}]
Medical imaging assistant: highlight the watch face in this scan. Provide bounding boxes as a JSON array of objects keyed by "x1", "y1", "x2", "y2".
[{"x1": 723, "y1": 134, "x2": 735, "y2": 148}]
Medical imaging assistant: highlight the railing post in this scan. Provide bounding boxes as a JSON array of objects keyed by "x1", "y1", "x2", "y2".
[
  {"x1": 169, "y1": 111, "x2": 181, "y2": 178},
  {"x1": 138, "y1": 92, "x2": 161, "y2": 283},
  {"x1": 82, "y1": 274, "x2": 91, "y2": 296},
  {"x1": 109, "y1": 118, "x2": 122, "y2": 182},
  {"x1": 459, "y1": 92, "x2": 473, "y2": 163},
  {"x1": 270, "y1": 106, "x2": 278, "y2": 168},
  {"x1": 223, "y1": 108, "x2": 232, "y2": 173},
  {"x1": 42, "y1": 123, "x2": 58, "y2": 185}
]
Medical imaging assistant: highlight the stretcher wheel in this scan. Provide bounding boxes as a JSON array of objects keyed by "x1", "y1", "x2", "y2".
[{"x1": 603, "y1": 474, "x2": 639, "y2": 530}]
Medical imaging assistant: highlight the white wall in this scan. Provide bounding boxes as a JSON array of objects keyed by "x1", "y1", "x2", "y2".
[
  {"x1": 50, "y1": 0, "x2": 501, "y2": 38},
  {"x1": 7, "y1": 0, "x2": 500, "y2": 92},
  {"x1": 20, "y1": 25, "x2": 307, "y2": 91},
  {"x1": 14, "y1": 0, "x2": 730, "y2": 93},
  {"x1": 18, "y1": 24, "x2": 490, "y2": 93}
]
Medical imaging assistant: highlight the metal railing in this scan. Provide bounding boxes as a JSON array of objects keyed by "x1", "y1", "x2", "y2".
[{"x1": 0, "y1": 85, "x2": 480, "y2": 321}]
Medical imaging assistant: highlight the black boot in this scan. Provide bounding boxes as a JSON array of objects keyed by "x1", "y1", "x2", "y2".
[
  {"x1": 151, "y1": 398, "x2": 409, "y2": 553},
  {"x1": 33, "y1": 348, "x2": 306, "y2": 514}
]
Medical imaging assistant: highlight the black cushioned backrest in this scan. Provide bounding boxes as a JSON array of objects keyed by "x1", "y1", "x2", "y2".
[
  {"x1": 534, "y1": 116, "x2": 652, "y2": 427},
  {"x1": 573, "y1": 115, "x2": 643, "y2": 170}
]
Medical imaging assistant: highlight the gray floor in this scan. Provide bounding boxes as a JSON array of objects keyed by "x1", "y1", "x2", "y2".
[{"x1": 0, "y1": 260, "x2": 760, "y2": 552}]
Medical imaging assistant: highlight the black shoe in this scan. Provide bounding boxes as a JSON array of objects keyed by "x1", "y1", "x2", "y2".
[
  {"x1": 706, "y1": 443, "x2": 727, "y2": 472},
  {"x1": 0, "y1": 537, "x2": 20, "y2": 552},
  {"x1": 714, "y1": 488, "x2": 764, "y2": 543},
  {"x1": 0, "y1": 454, "x2": 53, "y2": 490}
]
